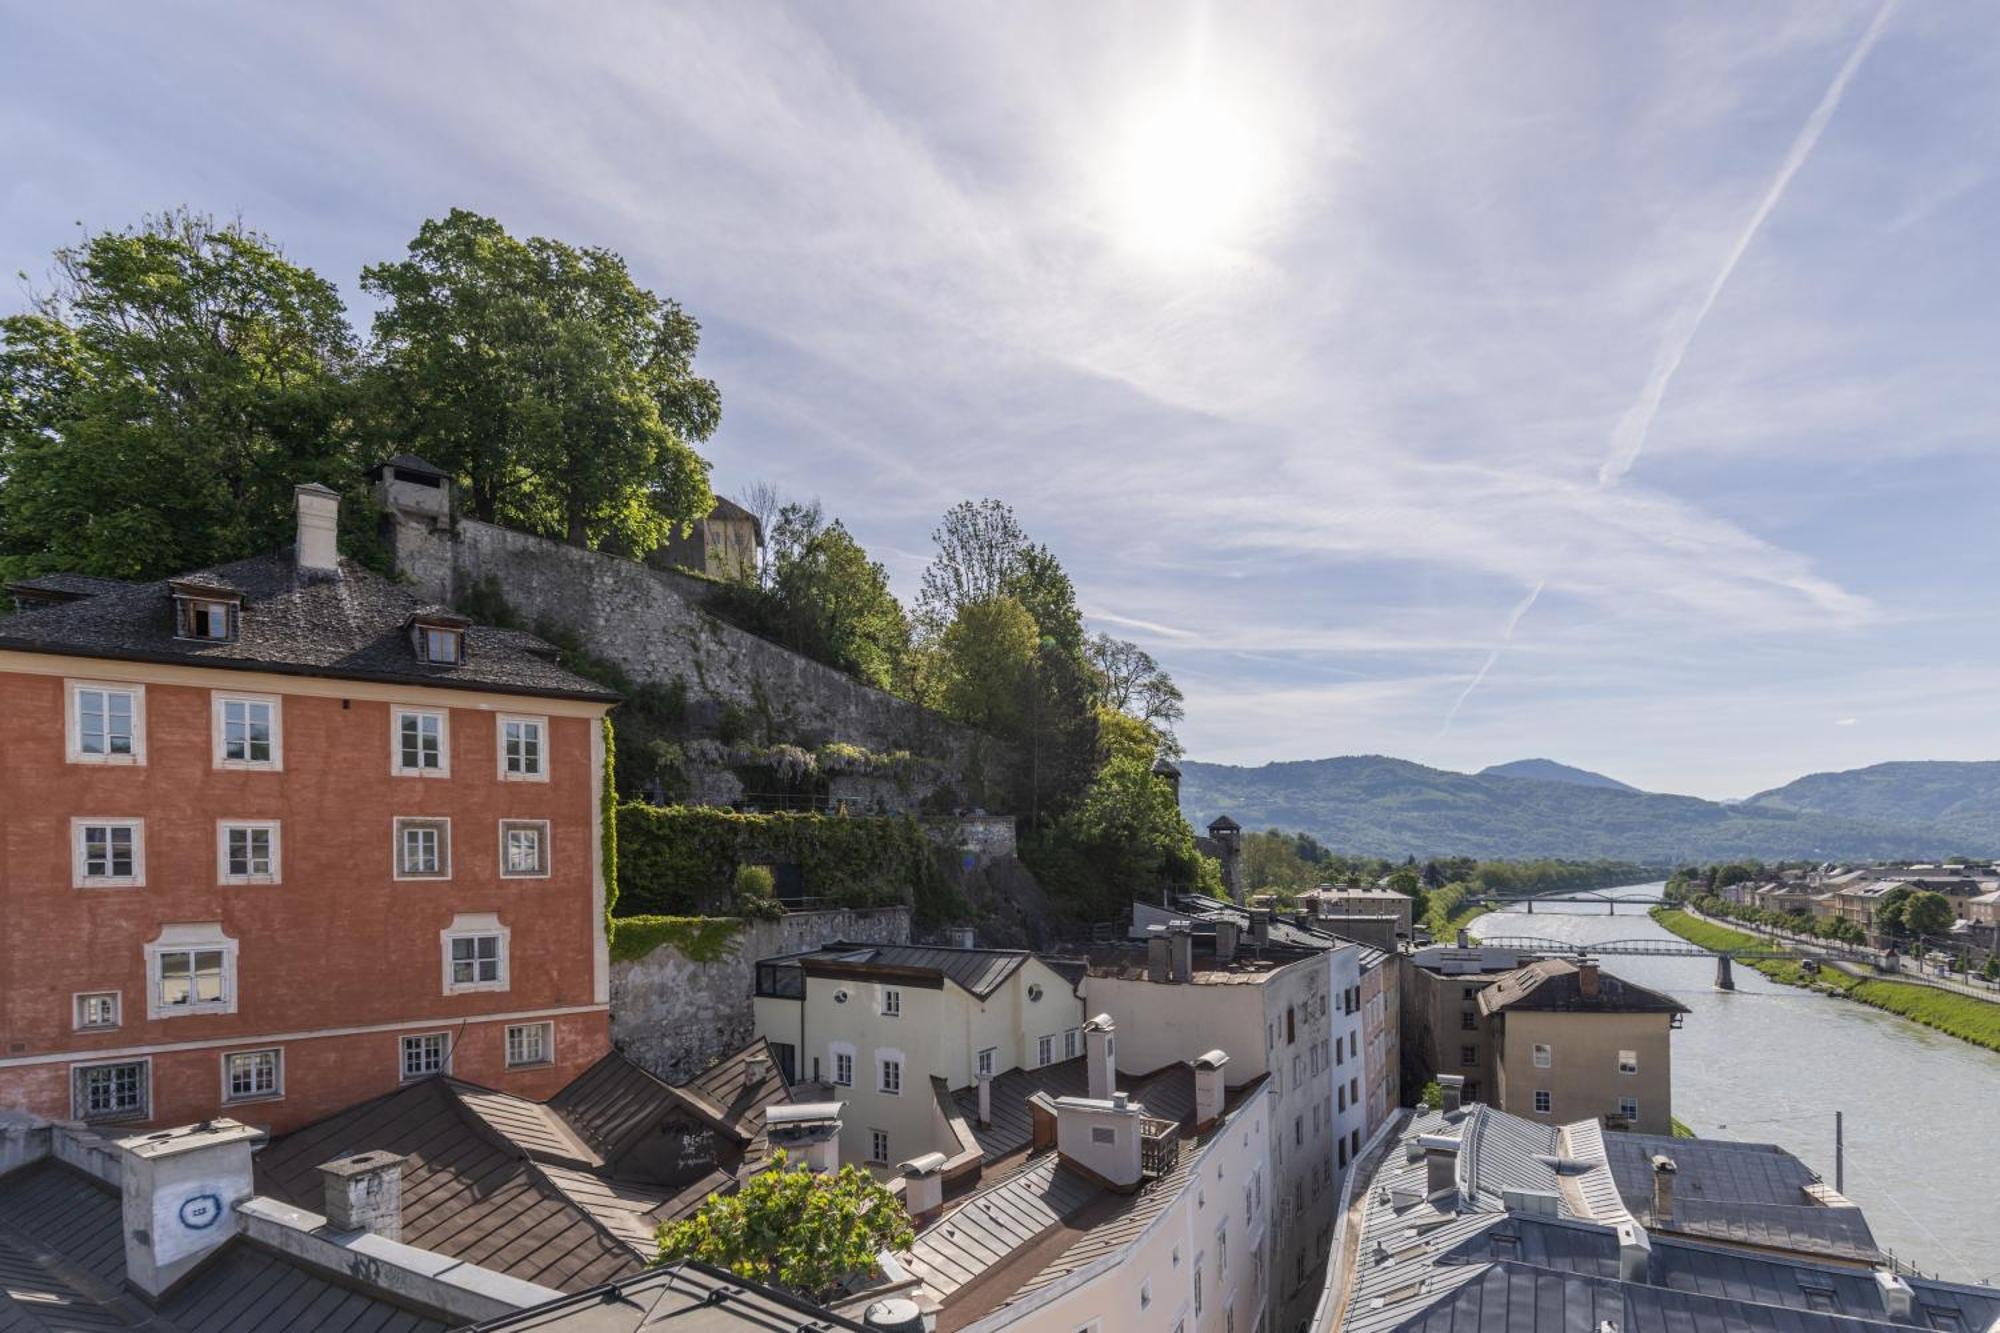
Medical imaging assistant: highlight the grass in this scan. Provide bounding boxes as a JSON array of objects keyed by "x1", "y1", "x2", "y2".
[
  {"x1": 1670, "y1": 1116, "x2": 1695, "y2": 1139},
  {"x1": 1430, "y1": 899, "x2": 1489, "y2": 941},
  {"x1": 1650, "y1": 907, "x2": 2000, "y2": 1053}
]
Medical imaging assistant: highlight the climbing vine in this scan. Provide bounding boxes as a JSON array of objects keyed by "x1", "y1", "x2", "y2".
[
  {"x1": 602, "y1": 716, "x2": 620, "y2": 925},
  {"x1": 609, "y1": 914, "x2": 745, "y2": 964}
]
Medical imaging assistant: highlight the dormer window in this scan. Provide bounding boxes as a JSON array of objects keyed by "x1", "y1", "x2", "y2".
[
  {"x1": 407, "y1": 611, "x2": 471, "y2": 666},
  {"x1": 170, "y1": 583, "x2": 241, "y2": 642}
]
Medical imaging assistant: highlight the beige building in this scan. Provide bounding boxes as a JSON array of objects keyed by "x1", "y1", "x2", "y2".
[
  {"x1": 1400, "y1": 944, "x2": 1531, "y2": 1107},
  {"x1": 1479, "y1": 957, "x2": 1688, "y2": 1136},
  {"x1": 653, "y1": 496, "x2": 763, "y2": 581}
]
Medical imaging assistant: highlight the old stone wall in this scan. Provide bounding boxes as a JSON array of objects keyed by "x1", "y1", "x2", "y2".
[{"x1": 609, "y1": 905, "x2": 911, "y2": 1082}]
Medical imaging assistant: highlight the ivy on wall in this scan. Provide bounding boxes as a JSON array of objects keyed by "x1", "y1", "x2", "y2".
[
  {"x1": 602, "y1": 717, "x2": 620, "y2": 925},
  {"x1": 608, "y1": 914, "x2": 745, "y2": 964},
  {"x1": 615, "y1": 804, "x2": 956, "y2": 921}
]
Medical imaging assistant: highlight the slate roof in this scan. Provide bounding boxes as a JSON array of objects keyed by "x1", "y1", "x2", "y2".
[
  {"x1": 0, "y1": 551, "x2": 619, "y2": 702},
  {"x1": 460, "y1": 1260, "x2": 869, "y2": 1332},
  {"x1": 0, "y1": 1157, "x2": 450, "y2": 1332},
  {"x1": 1477, "y1": 958, "x2": 1690, "y2": 1016},
  {"x1": 5, "y1": 572, "x2": 132, "y2": 602}
]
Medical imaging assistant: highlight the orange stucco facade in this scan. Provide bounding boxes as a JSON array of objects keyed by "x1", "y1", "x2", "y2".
[{"x1": 0, "y1": 652, "x2": 612, "y2": 1133}]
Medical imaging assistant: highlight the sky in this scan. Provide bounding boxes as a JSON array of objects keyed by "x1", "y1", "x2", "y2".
[{"x1": 4, "y1": 1, "x2": 1998, "y2": 800}]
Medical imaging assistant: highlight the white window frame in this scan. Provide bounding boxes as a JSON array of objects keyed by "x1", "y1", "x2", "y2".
[
  {"x1": 391, "y1": 707, "x2": 450, "y2": 777},
  {"x1": 1619, "y1": 1096, "x2": 1640, "y2": 1121},
  {"x1": 1038, "y1": 1034, "x2": 1054, "y2": 1067},
  {"x1": 73, "y1": 991, "x2": 121, "y2": 1032},
  {"x1": 401, "y1": 1031, "x2": 452, "y2": 1080},
  {"x1": 1064, "y1": 1027, "x2": 1080, "y2": 1060},
  {"x1": 71, "y1": 1057, "x2": 151, "y2": 1122},
  {"x1": 831, "y1": 1043, "x2": 856, "y2": 1087},
  {"x1": 977, "y1": 1047, "x2": 995, "y2": 1078},
  {"x1": 221, "y1": 1047, "x2": 284, "y2": 1104},
  {"x1": 877, "y1": 1049, "x2": 904, "y2": 1095},
  {"x1": 216, "y1": 819, "x2": 282, "y2": 885},
  {"x1": 144, "y1": 924, "x2": 238, "y2": 1020},
  {"x1": 869, "y1": 1128, "x2": 890, "y2": 1164},
  {"x1": 65, "y1": 680, "x2": 145, "y2": 766},
  {"x1": 497, "y1": 714, "x2": 550, "y2": 782},
  {"x1": 1533, "y1": 1088, "x2": 1552, "y2": 1114},
  {"x1": 72, "y1": 818, "x2": 144, "y2": 888},
  {"x1": 416, "y1": 625, "x2": 464, "y2": 665},
  {"x1": 1532, "y1": 1042, "x2": 1552, "y2": 1069},
  {"x1": 441, "y1": 913, "x2": 510, "y2": 994},
  {"x1": 394, "y1": 817, "x2": 452, "y2": 880},
  {"x1": 499, "y1": 819, "x2": 551, "y2": 879},
  {"x1": 879, "y1": 986, "x2": 902, "y2": 1018},
  {"x1": 506, "y1": 1021, "x2": 554, "y2": 1068},
  {"x1": 211, "y1": 692, "x2": 282, "y2": 770},
  {"x1": 1618, "y1": 1049, "x2": 1639, "y2": 1076}
]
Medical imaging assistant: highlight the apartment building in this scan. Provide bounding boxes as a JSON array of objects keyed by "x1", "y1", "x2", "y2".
[
  {"x1": 750, "y1": 941, "x2": 1086, "y2": 1171},
  {"x1": 1092, "y1": 905, "x2": 1364, "y2": 1333},
  {"x1": 1399, "y1": 943, "x2": 1528, "y2": 1107},
  {"x1": 0, "y1": 485, "x2": 618, "y2": 1133}
]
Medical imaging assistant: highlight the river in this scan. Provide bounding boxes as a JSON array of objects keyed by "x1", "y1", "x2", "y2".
[{"x1": 1468, "y1": 882, "x2": 2000, "y2": 1281}]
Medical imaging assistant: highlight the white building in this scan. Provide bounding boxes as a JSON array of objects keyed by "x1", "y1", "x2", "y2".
[{"x1": 751, "y1": 942, "x2": 1085, "y2": 1172}]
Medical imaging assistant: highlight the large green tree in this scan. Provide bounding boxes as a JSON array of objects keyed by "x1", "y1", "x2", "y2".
[
  {"x1": 939, "y1": 595, "x2": 1040, "y2": 733},
  {"x1": 761, "y1": 500, "x2": 910, "y2": 690},
  {"x1": 654, "y1": 1152, "x2": 913, "y2": 1300},
  {"x1": 361, "y1": 209, "x2": 720, "y2": 550},
  {"x1": 0, "y1": 210, "x2": 360, "y2": 581},
  {"x1": 1902, "y1": 890, "x2": 1955, "y2": 939}
]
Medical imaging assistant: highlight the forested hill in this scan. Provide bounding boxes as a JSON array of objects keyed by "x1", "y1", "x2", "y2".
[
  {"x1": 1743, "y1": 761, "x2": 2000, "y2": 849},
  {"x1": 1178, "y1": 755, "x2": 1993, "y2": 862},
  {"x1": 1477, "y1": 758, "x2": 1637, "y2": 791}
]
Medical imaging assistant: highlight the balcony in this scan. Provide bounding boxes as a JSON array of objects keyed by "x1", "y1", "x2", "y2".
[{"x1": 1140, "y1": 1116, "x2": 1181, "y2": 1178}]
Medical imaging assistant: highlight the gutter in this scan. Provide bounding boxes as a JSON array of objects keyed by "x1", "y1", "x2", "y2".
[{"x1": 1310, "y1": 1108, "x2": 1411, "y2": 1333}]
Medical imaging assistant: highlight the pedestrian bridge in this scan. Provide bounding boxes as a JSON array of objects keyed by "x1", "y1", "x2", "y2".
[{"x1": 1477, "y1": 935, "x2": 1798, "y2": 961}]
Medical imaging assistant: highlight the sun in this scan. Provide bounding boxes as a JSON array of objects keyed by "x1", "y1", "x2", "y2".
[{"x1": 1108, "y1": 88, "x2": 1268, "y2": 261}]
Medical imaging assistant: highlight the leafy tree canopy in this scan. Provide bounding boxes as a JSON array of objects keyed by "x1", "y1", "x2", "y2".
[
  {"x1": 939, "y1": 595, "x2": 1040, "y2": 734},
  {"x1": 1902, "y1": 889, "x2": 1955, "y2": 938},
  {"x1": 654, "y1": 1152, "x2": 913, "y2": 1300}
]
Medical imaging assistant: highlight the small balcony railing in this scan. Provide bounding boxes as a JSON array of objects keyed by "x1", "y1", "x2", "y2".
[{"x1": 1140, "y1": 1117, "x2": 1181, "y2": 1178}]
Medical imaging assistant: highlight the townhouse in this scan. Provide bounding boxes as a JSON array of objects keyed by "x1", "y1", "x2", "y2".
[{"x1": 0, "y1": 485, "x2": 618, "y2": 1132}]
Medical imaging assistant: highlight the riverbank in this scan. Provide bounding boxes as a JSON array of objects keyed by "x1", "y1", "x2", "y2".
[{"x1": 1650, "y1": 907, "x2": 2000, "y2": 1053}]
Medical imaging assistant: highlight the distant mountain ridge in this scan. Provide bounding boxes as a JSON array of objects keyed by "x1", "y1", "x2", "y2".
[
  {"x1": 1478, "y1": 758, "x2": 1638, "y2": 792},
  {"x1": 1177, "y1": 754, "x2": 1999, "y2": 863}
]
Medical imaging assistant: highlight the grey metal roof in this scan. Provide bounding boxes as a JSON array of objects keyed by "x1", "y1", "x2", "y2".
[
  {"x1": 459, "y1": 1260, "x2": 869, "y2": 1332},
  {"x1": 0, "y1": 552, "x2": 619, "y2": 702},
  {"x1": 789, "y1": 942, "x2": 1053, "y2": 998},
  {"x1": 1599, "y1": 1133, "x2": 1880, "y2": 1262},
  {"x1": 1477, "y1": 958, "x2": 1690, "y2": 1016},
  {"x1": 949, "y1": 1059, "x2": 1197, "y2": 1163},
  {"x1": 904, "y1": 1155, "x2": 1103, "y2": 1303}
]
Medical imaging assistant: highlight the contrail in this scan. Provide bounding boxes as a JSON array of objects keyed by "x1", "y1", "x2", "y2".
[{"x1": 1442, "y1": 1, "x2": 1894, "y2": 730}]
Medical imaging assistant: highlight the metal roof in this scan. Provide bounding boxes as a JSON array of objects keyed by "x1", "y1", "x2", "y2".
[
  {"x1": 780, "y1": 942, "x2": 1061, "y2": 998},
  {"x1": 459, "y1": 1260, "x2": 870, "y2": 1332},
  {"x1": 950, "y1": 1058, "x2": 1197, "y2": 1163},
  {"x1": 1599, "y1": 1133, "x2": 1880, "y2": 1263}
]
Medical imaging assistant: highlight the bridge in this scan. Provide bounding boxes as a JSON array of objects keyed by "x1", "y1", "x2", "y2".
[
  {"x1": 1474, "y1": 891, "x2": 1673, "y2": 914},
  {"x1": 1475, "y1": 935, "x2": 1813, "y2": 991}
]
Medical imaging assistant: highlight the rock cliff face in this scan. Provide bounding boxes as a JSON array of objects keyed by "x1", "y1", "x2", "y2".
[{"x1": 384, "y1": 499, "x2": 1001, "y2": 814}]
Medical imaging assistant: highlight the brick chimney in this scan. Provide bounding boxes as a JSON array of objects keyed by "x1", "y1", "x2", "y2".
[
  {"x1": 1578, "y1": 960, "x2": 1601, "y2": 1001},
  {"x1": 293, "y1": 483, "x2": 341, "y2": 578},
  {"x1": 1169, "y1": 925, "x2": 1194, "y2": 984},
  {"x1": 319, "y1": 1151, "x2": 406, "y2": 1241},
  {"x1": 1649, "y1": 1154, "x2": 1677, "y2": 1223}
]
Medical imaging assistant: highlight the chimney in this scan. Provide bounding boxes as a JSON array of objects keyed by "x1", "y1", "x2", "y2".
[
  {"x1": 765, "y1": 1102, "x2": 845, "y2": 1173},
  {"x1": 1084, "y1": 1014, "x2": 1116, "y2": 1100},
  {"x1": 1437, "y1": 1074, "x2": 1465, "y2": 1114},
  {"x1": 319, "y1": 1151, "x2": 406, "y2": 1241},
  {"x1": 1874, "y1": 1271, "x2": 1914, "y2": 1321},
  {"x1": 1455, "y1": 928, "x2": 1471, "y2": 948},
  {"x1": 1615, "y1": 1221, "x2": 1651, "y2": 1283},
  {"x1": 976, "y1": 1071, "x2": 993, "y2": 1128},
  {"x1": 1649, "y1": 1154, "x2": 1677, "y2": 1223},
  {"x1": 1418, "y1": 1132, "x2": 1459, "y2": 1199},
  {"x1": 294, "y1": 483, "x2": 341, "y2": 578},
  {"x1": 1215, "y1": 918, "x2": 1240, "y2": 963},
  {"x1": 899, "y1": 1153, "x2": 947, "y2": 1224},
  {"x1": 116, "y1": 1120, "x2": 263, "y2": 1300},
  {"x1": 1055, "y1": 1093, "x2": 1142, "y2": 1191},
  {"x1": 1193, "y1": 1050, "x2": 1229, "y2": 1129},
  {"x1": 1147, "y1": 931, "x2": 1173, "y2": 983},
  {"x1": 1578, "y1": 960, "x2": 1601, "y2": 1001},
  {"x1": 1169, "y1": 925, "x2": 1194, "y2": 984},
  {"x1": 862, "y1": 1298, "x2": 927, "y2": 1333},
  {"x1": 1249, "y1": 909, "x2": 1271, "y2": 948}
]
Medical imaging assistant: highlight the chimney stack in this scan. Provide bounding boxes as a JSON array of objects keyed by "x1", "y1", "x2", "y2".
[
  {"x1": 1615, "y1": 1221, "x2": 1651, "y2": 1284},
  {"x1": 1874, "y1": 1271, "x2": 1914, "y2": 1321},
  {"x1": 1055, "y1": 1094, "x2": 1142, "y2": 1191},
  {"x1": 764, "y1": 1103, "x2": 845, "y2": 1173},
  {"x1": 1215, "y1": 918, "x2": 1240, "y2": 963},
  {"x1": 1249, "y1": 909, "x2": 1271, "y2": 949},
  {"x1": 1418, "y1": 1133, "x2": 1459, "y2": 1200},
  {"x1": 319, "y1": 1151, "x2": 406, "y2": 1241},
  {"x1": 1437, "y1": 1074, "x2": 1465, "y2": 1114},
  {"x1": 1147, "y1": 931, "x2": 1172, "y2": 983},
  {"x1": 1649, "y1": 1154, "x2": 1677, "y2": 1223},
  {"x1": 1193, "y1": 1050, "x2": 1229, "y2": 1129},
  {"x1": 1455, "y1": 927, "x2": 1471, "y2": 948},
  {"x1": 976, "y1": 1071, "x2": 993, "y2": 1128},
  {"x1": 899, "y1": 1153, "x2": 947, "y2": 1224},
  {"x1": 1084, "y1": 1014, "x2": 1116, "y2": 1101},
  {"x1": 294, "y1": 483, "x2": 342, "y2": 578},
  {"x1": 117, "y1": 1120, "x2": 263, "y2": 1300},
  {"x1": 1578, "y1": 960, "x2": 1601, "y2": 1000},
  {"x1": 1169, "y1": 925, "x2": 1194, "y2": 984}
]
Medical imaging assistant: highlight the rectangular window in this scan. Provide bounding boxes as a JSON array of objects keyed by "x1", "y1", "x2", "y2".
[
  {"x1": 447, "y1": 933, "x2": 505, "y2": 990},
  {"x1": 1038, "y1": 1034, "x2": 1054, "y2": 1066},
  {"x1": 1533, "y1": 1089, "x2": 1552, "y2": 1114},
  {"x1": 179, "y1": 597, "x2": 234, "y2": 640},
  {"x1": 395, "y1": 818, "x2": 451, "y2": 878},
  {"x1": 1337, "y1": 1085, "x2": 1346, "y2": 1112},
  {"x1": 1533, "y1": 1042, "x2": 1552, "y2": 1069},
  {"x1": 506, "y1": 1022, "x2": 553, "y2": 1068},
  {"x1": 1064, "y1": 1027, "x2": 1080, "y2": 1060},
  {"x1": 879, "y1": 1057, "x2": 902, "y2": 1094},
  {"x1": 1618, "y1": 1049, "x2": 1639, "y2": 1075},
  {"x1": 402, "y1": 1032, "x2": 450, "y2": 1079},
  {"x1": 218, "y1": 821, "x2": 280, "y2": 883},
  {"x1": 156, "y1": 948, "x2": 228, "y2": 1012},
  {"x1": 1337, "y1": 1139, "x2": 1347, "y2": 1169},
  {"x1": 834, "y1": 1051, "x2": 854, "y2": 1086},
  {"x1": 74, "y1": 820, "x2": 142, "y2": 886},
  {"x1": 880, "y1": 987, "x2": 901, "y2": 1017},
  {"x1": 1460, "y1": 1045, "x2": 1477, "y2": 1067},
  {"x1": 394, "y1": 709, "x2": 448, "y2": 775},
  {"x1": 224, "y1": 1048, "x2": 282, "y2": 1102},
  {"x1": 72, "y1": 1060, "x2": 148, "y2": 1122},
  {"x1": 1460, "y1": 1010, "x2": 1478, "y2": 1030},
  {"x1": 977, "y1": 1047, "x2": 995, "y2": 1077},
  {"x1": 499, "y1": 820, "x2": 550, "y2": 878},
  {"x1": 499, "y1": 716, "x2": 547, "y2": 780},
  {"x1": 420, "y1": 626, "x2": 463, "y2": 664},
  {"x1": 74, "y1": 992, "x2": 120, "y2": 1031},
  {"x1": 69, "y1": 682, "x2": 142, "y2": 764},
  {"x1": 214, "y1": 694, "x2": 280, "y2": 768},
  {"x1": 869, "y1": 1129, "x2": 890, "y2": 1164},
  {"x1": 1619, "y1": 1097, "x2": 1640, "y2": 1121}
]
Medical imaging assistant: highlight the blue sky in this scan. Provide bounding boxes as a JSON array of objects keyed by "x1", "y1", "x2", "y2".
[{"x1": 5, "y1": 1, "x2": 1998, "y2": 799}]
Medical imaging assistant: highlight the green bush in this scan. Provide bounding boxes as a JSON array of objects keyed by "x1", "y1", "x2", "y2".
[{"x1": 734, "y1": 864, "x2": 784, "y2": 920}]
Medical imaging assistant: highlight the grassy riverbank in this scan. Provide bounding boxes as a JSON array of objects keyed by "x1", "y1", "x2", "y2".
[{"x1": 1650, "y1": 907, "x2": 2000, "y2": 1053}]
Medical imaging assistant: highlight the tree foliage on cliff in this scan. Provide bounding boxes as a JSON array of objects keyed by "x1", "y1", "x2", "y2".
[
  {"x1": 362, "y1": 209, "x2": 720, "y2": 550},
  {"x1": 654, "y1": 1152, "x2": 913, "y2": 1300},
  {"x1": 0, "y1": 210, "x2": 366, "y2": 581}
]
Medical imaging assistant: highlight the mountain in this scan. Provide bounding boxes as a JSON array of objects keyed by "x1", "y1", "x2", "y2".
[
  {"x1": 1177, "y1": 755, "x2": 1992, "y2": 863},
  {"x1": 1743, "y1": 761, "x2": 2000, "y2": 849},
  {"x1": 1477, "y1": 758, "x2": 1637, "y2": 792}
]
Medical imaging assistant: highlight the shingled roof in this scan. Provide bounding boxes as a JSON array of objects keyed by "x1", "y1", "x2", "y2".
[{"x1": 0, "y1": 551, "x2": 618, "y2": 702}]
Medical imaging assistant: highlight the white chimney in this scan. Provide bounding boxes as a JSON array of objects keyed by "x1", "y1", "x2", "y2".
[
  {"x1": 900, "y1": 1153, "x2": 947, "y2": 1222},
  {"x1": 319, "y1": 1151, "x2": 406, "y2": 1241},
  {"x1": 1874, "y1": 1271, "x2": 1914, "y2": 1321},
  {"x1": 1215, "y1": 919, "x2": 1240, "y2": 963},
  {"x1": 1649, "y1": 1154, "x2": 1678, "y2": 1223},
  {"x1": 117, "y1": 1120, "x2": 263, "y2": 1299},
  {"x1": 1437, "y1": 1074, "x2": 1465, "y2": 1114},
  {"x1": 1193, "y1": 1049, "x2": 1229, "y2": 1129},
  {"x1": 1055, "y1": 1094, "x2": 1142, "y2": 1190},
  {"x1": 294, "y1": 483, "x2": 341, "y2": 577},
  {"x1": 1615, "y1": 1221, "x2": 1651, "y2": 1284},
  {"x1": 976, "y1": 1071, "x2": 993, "y2": 1128},
  {"x1": 1084, "y1": 1014, "x2": 1116, "y2": 1100},
  {"x1": 1169, "y1": 926, "x2": 1194, "y2": 984},
  {"x1": 1418, "y1": 1132, "x2": 1460, "y2": 1199},
  {"x1": 765, "y1": 1102, "x2": 845, "y2": 1174}
]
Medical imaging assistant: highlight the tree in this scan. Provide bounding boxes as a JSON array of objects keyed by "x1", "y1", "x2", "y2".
[
  {"x1": 362, "y1": 209, "x2": 720, "y2": 551},
  {"x1": 763, "y1": 502, "x2": 909, "y2": 690},
  {"x1": 738, "y1": 478, "x2": 784, "y2": 586},
  {"x1": 655, "y1": 1152, "x2": 913, "y2": 1300},
  {"x1": 1087, "y1": 633, "x2": 1186, "y2": 735},
  {"x1": 0, "y1": 210, "x2": 361, "y2": 581},
  {"x1": 915, "y1": 499, "x2": 1027, "y2": 633},
  {"x1": 1874, "y1": 886, "x2": 1915, "y2": 938},
  {"x1": 938, "y1": 596, "x2": 1039, "y2": 733},
  {"x1": 1902, "y1": 890, "x2": 1955, "y2": 939}
]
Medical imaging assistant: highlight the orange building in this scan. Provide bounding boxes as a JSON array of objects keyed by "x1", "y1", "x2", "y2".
[{"x1": 0, "y1": 485, "x2": 618, "y2": 1133}]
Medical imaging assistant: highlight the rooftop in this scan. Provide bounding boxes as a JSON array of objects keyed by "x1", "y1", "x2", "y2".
[
  {"x1": 761, "y1": 941, "x2": 1084, "y2": 1001},
  {"x1": 1477, "y1": 958, "x2": 1691, "y2": 1017},
  {"x1": 459, "y1": 1260, "x2": 868, "y2": 1333}
]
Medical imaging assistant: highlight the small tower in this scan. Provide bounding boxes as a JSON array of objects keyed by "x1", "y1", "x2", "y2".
[
  {"x1": 1207, "y1": 814, "x2": 1243, "y2": 904},
  {"x1": 367, "y1": 455, "x2": 455, "y2": 604},
  {"x1": 1151, "y1": 755, "x2": 1182, "y2": 804}
]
